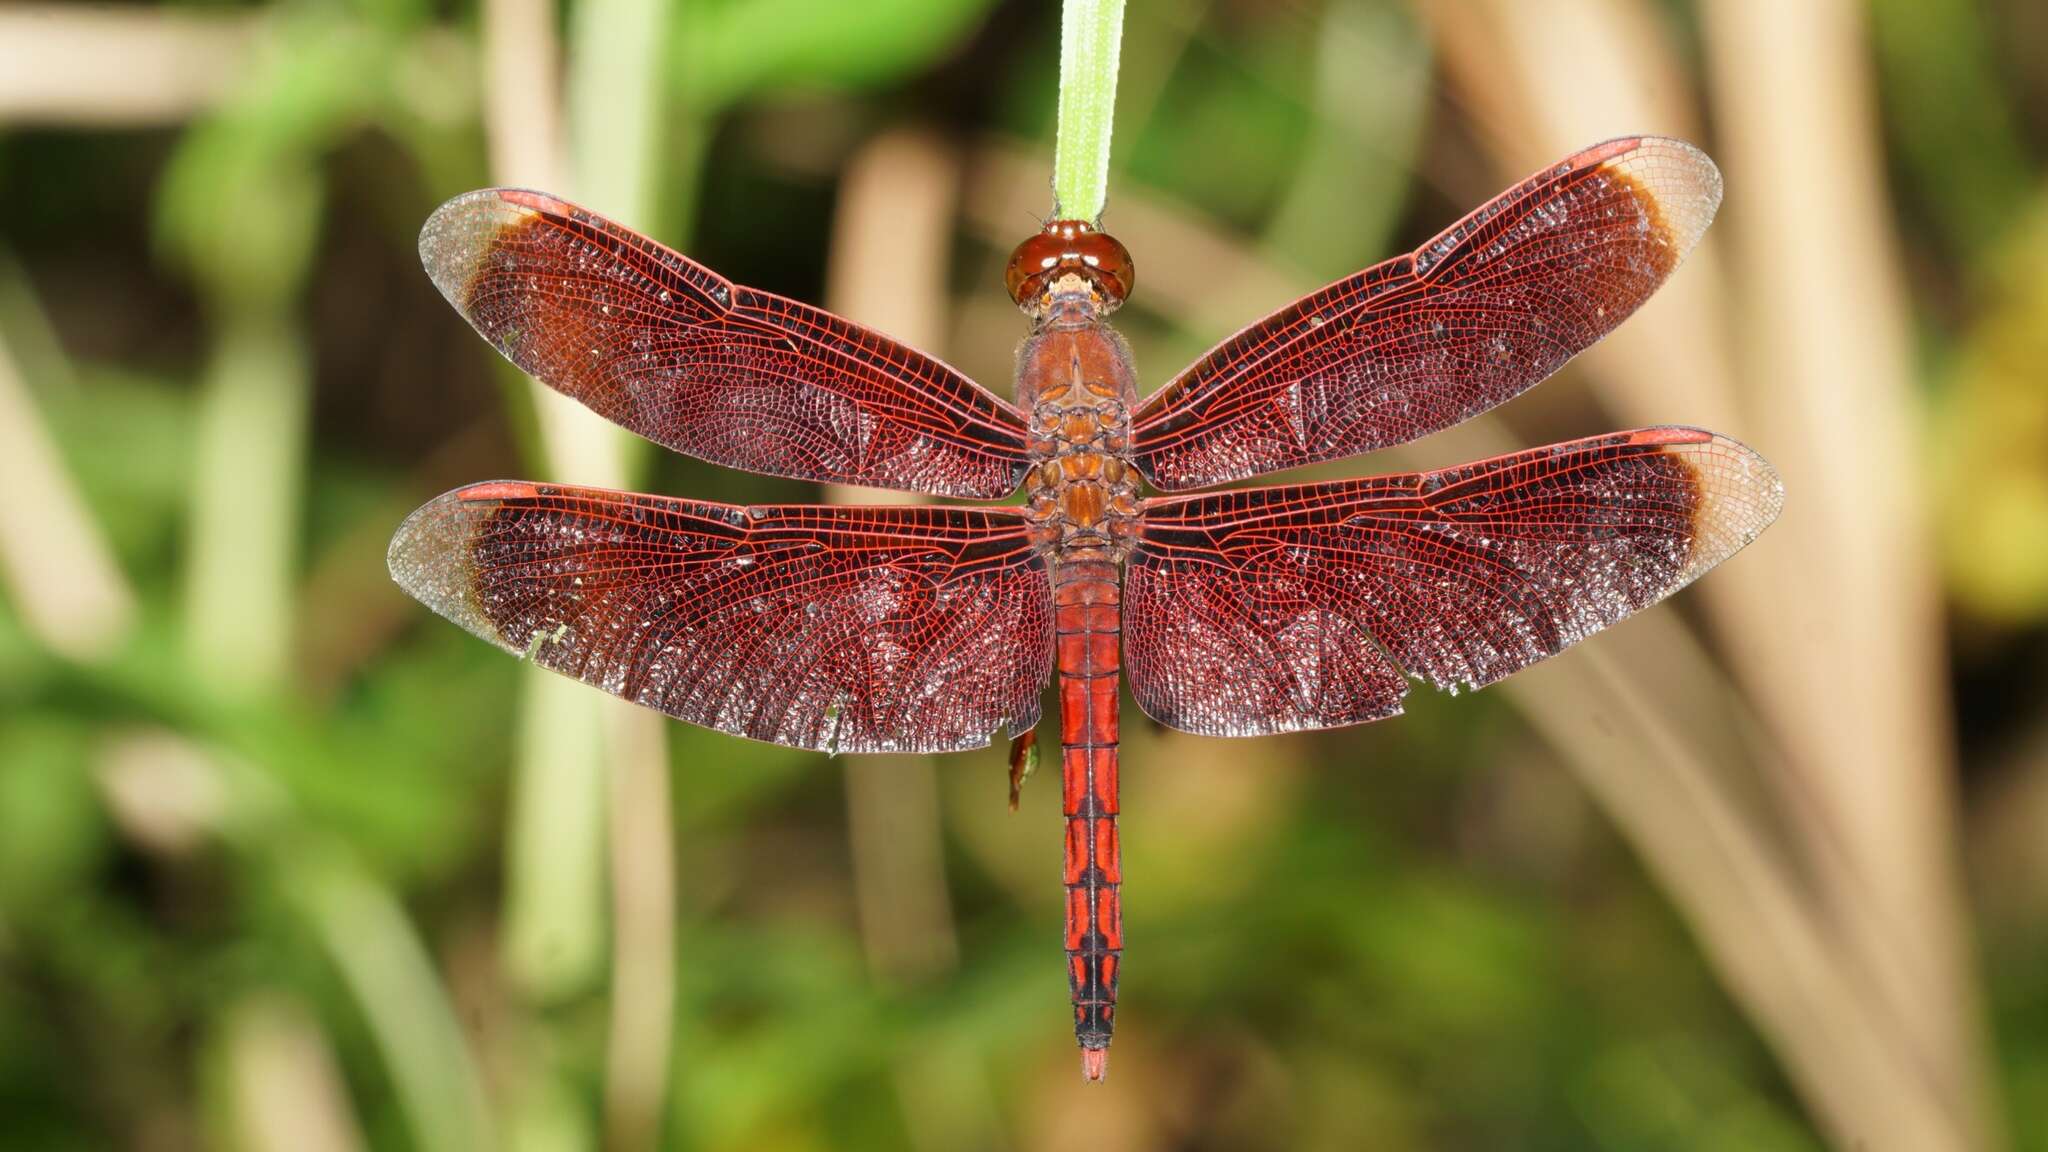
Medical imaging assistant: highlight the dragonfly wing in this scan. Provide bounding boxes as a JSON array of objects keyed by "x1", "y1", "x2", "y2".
[
  {"x1": 1131, "y1": 137, "x2": 1720, "y2": 490},
  {"x1": 421, "y1": 190, "x2": 1032, "y2": 499},
  {"x1": 390, "y1": 484, "x2": 1053, "y2": 753},
  {"x1": 1123, "y1": 429, "x2": 1781, "y2": 736}
]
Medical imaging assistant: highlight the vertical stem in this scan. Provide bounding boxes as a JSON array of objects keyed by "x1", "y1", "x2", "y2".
[
  {"x1": 480, "y1": 0, "x2": 608, "y2": 1019},
  {"x1": 1053, "y1": 0, "x2": 1126, "y2": 221},
  {"x1": 479, "y1": 0, "x2": 679, "y2": 1149},
  {"x1": 222, "y1": 995, "x2": 369, "y2": 1152},
  {"x1": 481, "y1": 0, "x2": 567, "y2": 204},
  {"x1": 826, "y1": 132, "x2": 963, "y2": 984},
  {"x1": 565, "y1": 2, "x2": 679, "y2": 1150},
  {"x1": 827, "y1": 128, "x2": 1002, "y2": 1151},
  {"x1": 1701, "y1": 0, "x2": 1984, "y2": 1145},
  {"x1": 294, "y1": 858, "x2": 497, "y2": 1152},
  {"x1": 569, "y1": 0, "x2": 665, "y2": 224},
  {"x1": 1414, "y1": 3, "x2": 1990, "y2": 1146},
  {"x1": 501, "y1": 672, "x2": 610, "y2": 997},
  {"x1": 184, "y1": 313, "x2": 309, "y2": 693},
  {"x1": 603, "y1": 703, "x2": 675, "y2": 1152}
]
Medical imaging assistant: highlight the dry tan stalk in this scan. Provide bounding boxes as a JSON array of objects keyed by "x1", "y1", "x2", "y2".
[
  {"x1": 825, "y1": 127, "x2": 1014, "y2": 1152},
  {"x1": 477, "y1": 0, "x2": 675, "y2": 1146},
  {"x1": 1697, "y1": 1, "x2": 1988, "y2": 1145},
  {"x1": 603, "y1": 694, "x2": 676, "y2": 1152},
  {"x1": 0, "y1": 6, "x2": 259, "y2": 125},
  {"x1": 1419, "y1": 1, "x2": 1991, "y2": 1144},
  {"x1": 0, "y1": 330, "x2": 135, "y2": 661},
  {"x1": 226, "y1": 996, "x2": 370, "y2": 1152}
]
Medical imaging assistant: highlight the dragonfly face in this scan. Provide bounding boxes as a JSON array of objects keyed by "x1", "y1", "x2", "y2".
[
  {"x1": 1004, "y1": 218, "x2": 1134, "y2": 313},
  {"x1": 390, "y1": 136, "x2": 1784, "y2": 1081}
]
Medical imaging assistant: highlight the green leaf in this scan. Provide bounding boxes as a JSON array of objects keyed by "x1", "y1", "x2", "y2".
[{"x1": 1053, "y1": 0, "x2": 1125, "y2": 221}]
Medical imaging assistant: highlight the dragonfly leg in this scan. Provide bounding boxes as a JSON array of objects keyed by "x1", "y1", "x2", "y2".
[{"x1": 1007, "y1": 725, "x2": 1039, "y2": 811}]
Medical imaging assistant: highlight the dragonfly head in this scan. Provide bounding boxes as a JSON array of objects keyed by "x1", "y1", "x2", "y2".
[{"x1": 1006, "y1": 220, "x2": 1134, "y2": 318}]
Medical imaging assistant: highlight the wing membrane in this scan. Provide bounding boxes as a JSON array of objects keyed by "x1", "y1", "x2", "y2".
[
  {"x1": 1131, "y1": 137, "x2": 1721, "y2": 490},
  {"x1": 389, "y1": 483, "x2": 1053, "y2": 753},
  {"x1": 421, "y1": 189, "x2": 1032, "y2": 499},
  {"x1": 1123, "y1": 429, "x2": 1782, "y2": 736}
]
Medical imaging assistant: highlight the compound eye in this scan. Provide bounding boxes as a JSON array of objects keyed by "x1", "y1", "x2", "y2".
[
  {"x1": 1005, "y1": 231, "x2": 1066, "y2": 305},
  {"x1": 1071, "y1": 230, "x2": 1135, "y2": 305},
  {"x1": 1004, "y1": 222, "x2": 1137, "y2": 307}
]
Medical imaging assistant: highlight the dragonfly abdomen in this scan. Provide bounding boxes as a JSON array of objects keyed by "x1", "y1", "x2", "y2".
[{"x1": 1054, "y1": 553, "x2": 1123, "y2": 1080}]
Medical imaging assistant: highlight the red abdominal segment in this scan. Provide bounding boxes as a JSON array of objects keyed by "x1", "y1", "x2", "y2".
[{"x1": 1055, "y1": 556, "x2": 1123, "y2": 1078}]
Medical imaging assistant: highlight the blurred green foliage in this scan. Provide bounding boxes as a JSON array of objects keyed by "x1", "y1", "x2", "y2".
[{"x1": 0, "y1": 1, "x2": 2044, "y2": 1150}]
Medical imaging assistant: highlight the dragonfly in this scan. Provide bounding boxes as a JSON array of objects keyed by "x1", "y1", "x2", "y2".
[{"x1": 390, "y1": 135, "x2": 1783, "y2": 1080}]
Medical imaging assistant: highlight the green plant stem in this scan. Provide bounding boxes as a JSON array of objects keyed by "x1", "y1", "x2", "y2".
[
  {"x1": 293, "y1": 854, "x2": 495, "y2": 1152},
  {"x1": 184, "y1": 314, "x2": 309, "y2": 694},
  {"x1": 1053, "y1": 0, "x2": 1125, "y2": 221}
]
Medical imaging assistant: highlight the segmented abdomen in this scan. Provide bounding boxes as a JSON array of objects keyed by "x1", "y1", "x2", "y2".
[{"x1": 1054, "y1": 554, "x2": 1122, "y2": 1075}]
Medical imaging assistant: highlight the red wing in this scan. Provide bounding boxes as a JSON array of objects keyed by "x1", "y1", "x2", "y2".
[
  {"x1": 1123, "y1": 428, "x2": 1781, "y2": 737},
  {"x1": 1131, "y1": 137, "x2": 1721, "y2": 490},
  {"x1": 420, "y1": 190, "x2": 1032, "y2": 499},
  {"x1": 388, "y1": 484, "x2": 1053, "y2": 753}
]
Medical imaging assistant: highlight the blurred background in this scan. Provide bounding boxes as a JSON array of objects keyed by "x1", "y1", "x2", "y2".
[{"x1": 1, "y1": 0, "x2": 2045, "y2": 1148}]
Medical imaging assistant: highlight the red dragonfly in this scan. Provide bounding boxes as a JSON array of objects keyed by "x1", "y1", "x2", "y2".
[{"x1": 390, "y1": 136, "x2": 1782, "y2": 1080}]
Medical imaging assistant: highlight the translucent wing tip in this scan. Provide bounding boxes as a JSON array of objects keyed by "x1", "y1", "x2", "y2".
[
  {"x1": 1595, "y1": 136, "x2": 1723, "y2": 274},
  {"x1": 417, "y1": 188, "x2": 571, "y2": 313},
  {"x1": 387, "y1": 482, "x2": 535, "y2": 653},
  {"x1": 1635, "y1": 426, "x2": 1784, "y2": 584}
]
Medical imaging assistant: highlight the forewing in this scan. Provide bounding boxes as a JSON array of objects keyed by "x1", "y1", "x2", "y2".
[
  {"x1": 1131, "y1": 137, "x2": 1721, "y2": 490},
  {"x1": 421, "y1": 190, "x2": 1032, "y2": 499},
  {"x1": 389, "y1": 484, "x2": 1053, "y2": 753},
  {"x1": 1123, "y1": 429, "x2": 1782, "y2": 736}
]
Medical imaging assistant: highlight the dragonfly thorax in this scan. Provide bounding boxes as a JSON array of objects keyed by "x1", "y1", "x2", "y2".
[{"x1": 1016, "y1": 315, "x2": 1142, "y2": 558}]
